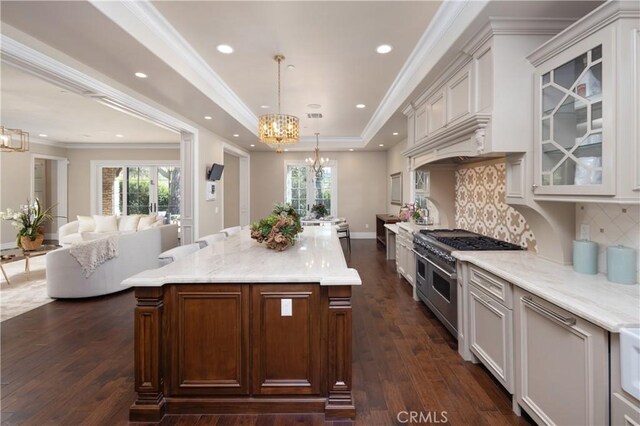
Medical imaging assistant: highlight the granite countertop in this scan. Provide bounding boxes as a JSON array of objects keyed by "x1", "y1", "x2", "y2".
[
  {"x1": 397, "y1": 222, "x2": 440, "y2": 234},
  {"x1": 384, "y1": 223, "x2": 399, "y2": 233},
  {"x1": 453, "y1": 250, "x2": 640, "y2": 332},
  {"x1": 123, "y1": 226, "x2": 361, "y2": 287}
]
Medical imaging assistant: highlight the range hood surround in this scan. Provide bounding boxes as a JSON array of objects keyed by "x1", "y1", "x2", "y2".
[{"x1": 401, "y1": 18, "x2": 578, "y2": 264}]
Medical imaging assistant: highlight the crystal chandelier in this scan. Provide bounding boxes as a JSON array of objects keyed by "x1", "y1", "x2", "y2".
[
  {"x1": 0, "y1": 126, "x2": 29, "y2": 152},
  {"x1": 258, "y1": 55, "x2": 299, "y2": 153},
  {"x1": 305, "y1": 133, "x2": 329, "y2": 178}
]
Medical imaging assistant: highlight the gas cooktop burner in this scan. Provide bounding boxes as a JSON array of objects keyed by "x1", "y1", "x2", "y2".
[
  {"x1": 416, "y1": 229, "x2": 524, "y2": 252},
  {"x1": 434, "y1": 236, "x2": 524, "y2": 251}
]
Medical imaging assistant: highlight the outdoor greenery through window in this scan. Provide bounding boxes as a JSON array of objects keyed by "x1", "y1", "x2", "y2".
[
  {"x1": 286, "y1": 162, "x2": 336, "y2": 217},
  {"x1": 100, "y1": 165, "x2": 181, "y2": 224}
]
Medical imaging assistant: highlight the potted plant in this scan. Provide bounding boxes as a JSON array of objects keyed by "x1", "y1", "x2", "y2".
[
  {"x1": 250, "y1": 203, "x2": 303, "y2": 251},
  {"x1": 0, "y1": 198, "x2": 55, "y2": 250},
  {"x1": 310, "y1": 203, "x2": 329, "y2": 219}
]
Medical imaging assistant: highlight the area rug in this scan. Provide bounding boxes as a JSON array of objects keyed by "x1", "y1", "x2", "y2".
[{"x1": 0, "y1": 256, "x2": 53, "y2": 322}]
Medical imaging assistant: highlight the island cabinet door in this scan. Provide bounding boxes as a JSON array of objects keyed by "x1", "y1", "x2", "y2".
[
  {"x1": 164, "y1": 284, "x2": 250, "y2": 396},
  {"x1": 251, "y1": 284, "x2": 321, "y2": 395}
]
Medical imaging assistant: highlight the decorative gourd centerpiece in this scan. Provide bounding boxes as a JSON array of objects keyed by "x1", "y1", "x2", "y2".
[
  {"x1": 310, "y1": 203, "x2": 329, "y2": 219},
  {"x1": 0, "y1": 198, "x2": 55, "y2": 250},
  {"x1": 251, "y1": 202, "x2": 303, "y2": 251}
]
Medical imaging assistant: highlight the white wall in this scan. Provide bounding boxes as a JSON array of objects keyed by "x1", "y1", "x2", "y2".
[
  {"x1": 0, "y1": 143, "x2": 68, "y2": 246},
  {"x1": 223, "y1": 152, "x2": 240, "y2": 228}
]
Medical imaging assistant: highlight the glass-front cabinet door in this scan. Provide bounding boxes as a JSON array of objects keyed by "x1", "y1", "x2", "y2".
[{"x1": 534, "y1": 41, "x2": 614, "y2": 196}]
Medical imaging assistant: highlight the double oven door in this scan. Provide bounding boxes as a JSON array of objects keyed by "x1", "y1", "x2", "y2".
[{"x1": 414, "y1": 248, "x2": 458, "y2": 336}]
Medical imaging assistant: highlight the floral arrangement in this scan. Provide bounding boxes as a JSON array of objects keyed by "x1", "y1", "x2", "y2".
[
  {"x1": 251, "y1": 202, "x2": 303, "y2": 251},
  {"x1": 0, "y1": 198, "x2": 55, "y2": 248},
  {"x1": 398, "y1": 202, "x2": 428, "y2": 223},
  {"x1": 310, "y1": 203, "x2": 329, "y2": 219}
]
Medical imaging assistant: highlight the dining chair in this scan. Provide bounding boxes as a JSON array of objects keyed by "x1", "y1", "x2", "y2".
[
  {"x1": 157, "y1": 243, "x2": 200, "y2": 267},
  {"x1": 221, "y1": 226, "x2": 242, "y2": 237},
  {"x1": 337, "y1": 221, "x2": 351, "y2": 252},
  {"x1": 195, "y1": 232, "x2": 227, "y2": 249}
]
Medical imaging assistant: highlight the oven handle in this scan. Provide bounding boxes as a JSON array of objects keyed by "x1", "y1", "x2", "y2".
[{"x1": 412, "y1": 249, "x2": 457, "y2": 281}]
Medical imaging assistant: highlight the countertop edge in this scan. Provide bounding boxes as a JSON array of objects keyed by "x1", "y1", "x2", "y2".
[{"x1": 453, "y1": 252, "x2": 640, "y2": 333}]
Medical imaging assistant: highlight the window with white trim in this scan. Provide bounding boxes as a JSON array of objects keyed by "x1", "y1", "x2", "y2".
[{"x1": 285, "y1": 161, "x2": 337, "y2": 217}]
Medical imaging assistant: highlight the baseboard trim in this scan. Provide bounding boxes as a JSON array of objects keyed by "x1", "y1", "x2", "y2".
[{"x1": 350, "y1": 232, "x2": 376, "y2": 239}]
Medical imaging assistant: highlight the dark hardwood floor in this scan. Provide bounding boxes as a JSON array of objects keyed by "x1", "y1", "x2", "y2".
[{"x1": 1, "y1": 240, "x2": 531, "y2": 425}]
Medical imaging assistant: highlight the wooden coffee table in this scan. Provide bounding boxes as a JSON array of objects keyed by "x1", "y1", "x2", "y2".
[{"x1": 0, "y1": 245, "x2": 61, "y2": 285}]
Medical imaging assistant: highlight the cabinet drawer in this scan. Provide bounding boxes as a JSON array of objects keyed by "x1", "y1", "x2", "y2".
[
  {"x1": 469, "y1": 284, "x2": 514, "y2": 392},
  {"x1": 469, "y1": 265, "x2": 513, "y2": 308},
  {"x1": 612, "y1": 392, "x2": 640, "y2": 426}
]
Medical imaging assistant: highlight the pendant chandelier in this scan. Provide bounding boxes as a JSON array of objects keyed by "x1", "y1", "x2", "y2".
[
  {"x1": 258, "y1": 55, "x2": 299, "y2": 153},
  {"x1": 0, "y1": 126, "x2": 29, "y2": 152},
  {"x1": 305, "y1": 133, "x2": 329, "y2": 178}
]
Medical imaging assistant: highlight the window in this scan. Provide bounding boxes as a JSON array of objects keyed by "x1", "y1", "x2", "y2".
[
  {"x1": 96, "y1": 162, "x2": 181, "y2": 224},
  {"x1": 285, "y1": 161, "x2": 337, "y2": 217}
]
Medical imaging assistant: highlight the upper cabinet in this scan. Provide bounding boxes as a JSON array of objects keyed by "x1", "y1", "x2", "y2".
[
  {"x1": 527, "y1": 1, "x2": 640, "y2": 202},
  {"x1": 403, "y1": 19, "x2": 573, "y2": 169}
]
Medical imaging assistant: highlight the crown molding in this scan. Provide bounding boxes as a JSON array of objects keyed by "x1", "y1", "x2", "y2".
[
  {"x1": 527, "y1": 1, "x2": 640, "y2": 66},
  {"x1": 360, "y1": 0, "x2": 485, "y2": 145},
  {"x1": 1, "y1": 35, "x2": 198, "y2": 136},
  {"x1": 89, "y1": 0, "x2": 258, "y2": 135},
  {"x1": 30, "y1": 138, "x2": 179, "y2": 150}
]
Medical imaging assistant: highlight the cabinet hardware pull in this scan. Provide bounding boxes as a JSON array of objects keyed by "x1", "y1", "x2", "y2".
[{"x1": 521, "y1": 296, "x2": 576, "y2": 326}]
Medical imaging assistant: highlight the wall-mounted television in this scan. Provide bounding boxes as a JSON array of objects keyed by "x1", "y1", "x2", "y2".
[{"x1": 207, "y1": 163, "x2": 225, "y2": 181}]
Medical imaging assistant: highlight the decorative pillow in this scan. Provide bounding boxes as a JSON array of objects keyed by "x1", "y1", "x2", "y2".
[
  {"x1": 138, "y1": 214, "x2": 158, "y2": 230},
  {"x1": 77, "y1": 215, "x2": 96, "y2": 233},
  {"x1": 149, "y1": 220, "x2": 163, "y2": 228},
  {"x1": 118, "y1": 215, "x2": 141, "y2": 232},
  {"x1": 93, "y1": 215, "x2": 118, "y2": 233}
]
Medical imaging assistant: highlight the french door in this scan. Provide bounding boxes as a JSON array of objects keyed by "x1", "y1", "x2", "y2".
[
  {"x1": 285, "y1": 161, "x2": 337, "y2": 217},
  {"x1": 98, "y1": 164, "x2": 180, "y2": 223}
]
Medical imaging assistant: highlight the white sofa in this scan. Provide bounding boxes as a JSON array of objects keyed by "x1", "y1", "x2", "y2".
[{"x1": 46, "y1": 223, "x2": 178, "y2": 298}]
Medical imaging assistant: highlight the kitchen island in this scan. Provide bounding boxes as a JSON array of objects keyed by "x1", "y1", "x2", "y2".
[{"x1": 122, "y1": 227, "x2": 361, "y2": 422}]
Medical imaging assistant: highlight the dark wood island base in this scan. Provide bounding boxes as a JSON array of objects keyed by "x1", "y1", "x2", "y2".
[{"x1": 130, "y1": 283, "x2": 355, "y2": 423}]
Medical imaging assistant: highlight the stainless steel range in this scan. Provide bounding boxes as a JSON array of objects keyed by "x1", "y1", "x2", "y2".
[{"x1": 413, "y1": 229, "x2": 524, "y2": 337}]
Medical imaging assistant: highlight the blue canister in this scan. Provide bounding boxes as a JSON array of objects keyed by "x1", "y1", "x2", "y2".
[
  {"x1": 573, "y1": 240, "x2": 598, "y2": 275},
  {"x1": 607, "y1": 245, "x2": 638, "y2": 285}
]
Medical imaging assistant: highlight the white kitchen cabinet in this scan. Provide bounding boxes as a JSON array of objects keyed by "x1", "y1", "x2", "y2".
[
  {"x1": 395, "y1": 226, "x2": 416, "y2": 289},
  {"x1": 611, "y1": 332, "x2": 640, "y2": 426},
  {"x1": 527, "y1": 1, "x2": 640, "y2": 202},
  {"x1": 514, "y1": 287, "x2": 609, "y2": 425}
]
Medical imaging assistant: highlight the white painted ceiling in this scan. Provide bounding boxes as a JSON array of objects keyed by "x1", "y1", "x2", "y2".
[
  {"x1": 0, "y1": 63, "x2": 179, "y2": 145},
  {"x1": 0, "y1": 1, "x2": 603, "y2": 152}
]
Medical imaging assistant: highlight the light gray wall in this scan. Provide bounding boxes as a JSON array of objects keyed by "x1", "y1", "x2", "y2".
[{"x1": 250, "y1": 151, "x2": 387, "y2": 234}]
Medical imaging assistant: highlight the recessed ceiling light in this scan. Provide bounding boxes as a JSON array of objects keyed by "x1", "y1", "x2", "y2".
[
  {"x1": 356, "y1": 104, "x2": 366, "y2": 109},
  {"x1": 287, "y1": 64, "x2": 295, "y2": 70},
  {"x1": 284, "y1": 149, "x2": 289, "y2": 152},
  {"x1": 233, "y1": 134, "x2": 239, "y2": 138},
  {"x1": 393, "y1": 132, "x2": 399, "y2": 136},
  {"x1": 250, "y1": 144, "x2": 255, "y2": 147},
  {"x1": 134, "y1": 72, "x2": 147, "y2": 78},
  {"x1": 349, "y1": 148, "x2": 354, "y2": 152},
  {"x1": 38, "y1": 134, "x2": 48, "y2": 137},
  {"x1": 115, "y1": 134, "x2": 124, "y2": 138},
  {"x1": 307, "y1": 104, "x2": 322, "y2": 109},
  {"x1": 379, "y1": 143, "x2": 384, "y2": 147},
  {"x1": 204, "y1": 115, "x2": 212, "y2": 120},
  {"x1": 260, "y1": 105, "x2": 270, "y2": 109},
  {"x1": 217, "y1": 44, "x2": 234, "y2": 54},
  {"x1": 376, "y1": 44, "x2": 393, "y2": 54}
]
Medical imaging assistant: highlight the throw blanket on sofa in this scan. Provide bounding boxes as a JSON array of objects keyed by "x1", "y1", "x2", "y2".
[{"x1": 69, "y1": 235, "x2": 119, "y2": 278}]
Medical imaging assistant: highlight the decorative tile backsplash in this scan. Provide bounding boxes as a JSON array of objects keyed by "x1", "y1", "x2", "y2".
[
  {"x1": 576, "y1": 203, "x2": 639, "y2": 278},
  {"x1": 455, "y1": 161, "x2": 537, "y2": 250}
]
